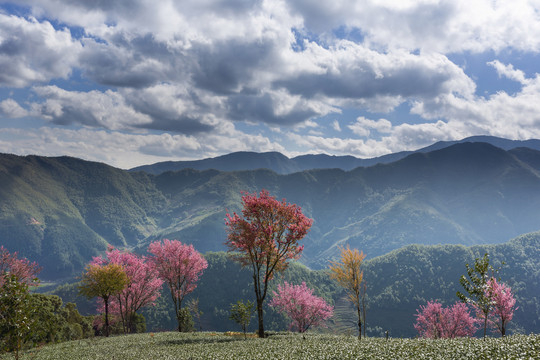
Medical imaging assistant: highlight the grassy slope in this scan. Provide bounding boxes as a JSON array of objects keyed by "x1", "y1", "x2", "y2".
[{"x1": 3, "y1": 333, "x2": 539, "y2": 360}]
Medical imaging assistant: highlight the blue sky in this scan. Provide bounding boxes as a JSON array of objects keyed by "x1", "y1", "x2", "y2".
[{"x1": 1, "y1": 0, "x2": 540, "y2": 169}]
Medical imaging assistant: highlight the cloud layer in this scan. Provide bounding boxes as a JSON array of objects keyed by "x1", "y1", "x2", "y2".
[{"x1": 1, "y1": 0, "x2": 540, "y2": 167}]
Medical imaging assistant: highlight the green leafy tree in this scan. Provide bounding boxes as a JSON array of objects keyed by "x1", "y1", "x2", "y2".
[
  {"x1": 457, "y1": 253, "x2": 499, "y2": 339},
  {"x1": 0, "y1": 275, "x2": 35, "y2": 359},
  {"x1": 188, "y1": 298, "x2": 203, "y2": 331},
  {"x1": 62, "y1": 302, "x2": 94, "y2": 339},
  {"x1": 28, "y1": 294, "x2": 94, "y2": 344},
  {"x1": 229, "y1": 300, "x2": 254, "y2": 339},
  {"x1": 79, "y1": 263, "x2": 128, "y2": 337},
  {"x1": 28, "y1": 294, "x2": 64, "y2": 344},
  {"x1": 178, "y1": 308, "x2": 194, "y2": 332}
]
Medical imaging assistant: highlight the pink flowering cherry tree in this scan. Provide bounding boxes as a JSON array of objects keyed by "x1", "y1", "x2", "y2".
[
  {"x1": 414, "y1": 300, "x2": 478, "y2": 339},
  {"x1": 485, "y1": 278, "x2": 517, "y2": 337},
  {"x1": 270, "y1": 281, "x2": 333, "y2": 333},
  {"x1": 91, "y1": 246, "x2": 163, "y2": 334},
  {"x1": 148, "y1": 239, "x2": 208, "y2": 332},
  {"x1": 0, "y1": 246, "x2": 40, "y2": 287}
]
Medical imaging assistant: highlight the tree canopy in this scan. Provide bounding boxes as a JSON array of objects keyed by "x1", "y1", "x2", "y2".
[{"x1": 225, "y1": 190, "x2": 312, "y2": 338}]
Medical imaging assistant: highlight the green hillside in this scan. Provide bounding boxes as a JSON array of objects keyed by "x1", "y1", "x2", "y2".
[
  {"x1": 2, "y1": 142, "x2": 540, "y2": 279},
  {"x1": 0, "y1": 154, "x2": 164, "y2": 279}
]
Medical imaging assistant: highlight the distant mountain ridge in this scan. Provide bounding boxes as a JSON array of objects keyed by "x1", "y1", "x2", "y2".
[
  {"x1": 2, "y1": 139, "x2": 540, "y2": 281},
  {"x1": 130, "y1": 136, "x2": 540, "y2": 174}
]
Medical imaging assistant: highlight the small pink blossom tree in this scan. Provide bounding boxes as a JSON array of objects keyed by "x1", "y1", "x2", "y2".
[
  {"x1": 0, "y1": 246, "x2": 40, "y2": 287},
  {"x1": 485, "y1": 278, "x2": 517, "y2": 337},
  {"x1": 414, "y1": 300, "x2": 445, "y2": 339},
  {"x1": 91, "y1": 246, "x2": 163, "y2": 334},
  {"x1": 225, "y1": 190, "x2": 313, "y2": 338},
  {"x1": 269, "y1": 281, "x2": 333, "y2": 333},
  {"x1": 414, "y1": 300, "x2": 478, "y2": 339},
  {"x1": 148, "y1": 239, "x2": 208, "y2": 332}
]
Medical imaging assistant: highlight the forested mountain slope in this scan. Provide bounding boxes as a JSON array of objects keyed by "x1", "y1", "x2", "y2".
[{"x1": 2, "y1": 141, "x2": 540, "y2": 279}]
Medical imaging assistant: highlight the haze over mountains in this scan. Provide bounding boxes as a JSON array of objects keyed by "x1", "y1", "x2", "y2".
[{"x1": 1, "y1": 136, "x2": 540, "y2": 281}]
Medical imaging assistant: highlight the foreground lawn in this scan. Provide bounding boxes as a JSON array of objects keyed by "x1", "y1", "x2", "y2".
[{"x1": 3, "y1": 332, "x2": 539, "y2": 360}]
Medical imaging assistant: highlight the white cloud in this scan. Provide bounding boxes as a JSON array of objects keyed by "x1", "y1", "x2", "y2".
[
  {"x1": 2, "y1": 0, "x2": 540, "y2": 164},
  {"x1": 411, "y1": 65, "x2": 540, "y2": 140},
  {"x1": 31, "y1": 86, "x2": 152, "y2": 130},
  {"x1": 0, "y1": 14, "x2": 81, "y2": 87},
  {"x1": 287, "y1": 118, "x2": 462, "y2": 159},
  {"x1": 487, "y1": 60, "x2": 529, "y2": 85},
  {"x1": 0, "y1": 122, "x2": 286, "y2": 169},
  {"x1": 348, "y1": 116, "x2": 392, "y2": 137},
  {"x1": 0, "y1": 99, "x2": 29, "y2": 118},
  {"x1": 278, "y1": 42, "x2": 476, "y2": 110},
  {"x1": 288, "y1": 0, "x2": 540, "y2": 53}
]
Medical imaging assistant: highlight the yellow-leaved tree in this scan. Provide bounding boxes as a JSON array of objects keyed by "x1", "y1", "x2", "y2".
[
  {"x1": 79, "y1": 263, "x2": 128, "y2": 337},
  {"x1": 329, "y1": 245, "x2": 366, "y2": 339}
]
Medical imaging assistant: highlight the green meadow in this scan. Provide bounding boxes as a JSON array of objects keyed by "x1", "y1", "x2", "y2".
[{"x1": 3, "y1": 332, "x2": 539, "y2": 360}]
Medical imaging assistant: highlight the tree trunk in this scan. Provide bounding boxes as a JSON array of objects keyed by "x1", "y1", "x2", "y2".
[
  {"x1": 357, "y1": 306, "x2": 362, "y2": 340},
  {"x1": 172, "y1": 291, "x2": 182, "y2": 332},
  {"x1": 483, "y1": 314, "x2": 488, "y2": 339},
  {"x1": 176, "y1": 299, "x2": 183, "y2": 332},
  {"x1": 362, "y1": 282, "x2": 367, "y2": 338},
  {"x1": 104, "y1": 296, "x2": 110, "y2": 337},
  {"x1": 257, "y1": 298, "x2": 265, "y2": 338},
  {"x1": 177, "y1": 310, "x2": 182, "y2": 332}
]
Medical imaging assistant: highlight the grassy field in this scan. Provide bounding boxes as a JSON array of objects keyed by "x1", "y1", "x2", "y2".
[{"x1": 2, "y1": 332, "x2": 539, "y2": 360}]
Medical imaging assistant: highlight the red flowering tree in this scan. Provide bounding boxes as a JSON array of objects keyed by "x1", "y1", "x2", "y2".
[
  {"x1": 91, "y1": 247, "x2": 163, "y2": 334},
  {"x1": 225, "y1": 190, "x2": 313, "y2": 338},
  {"x1": 269, "y1": 281, "x2": 333, "y2": 333},
  {"x1": 148, "y1": 239, "x2": 208, "y2": 332},
  {"x1": 414, "y1": 300, "x2": 478, "y2": 339},
  {"x1": 485, "y1": 278, "x2": 517, "y2": 337},
  {"x1": 0, "y1": 246, "x2": 40, "y2": 287}
]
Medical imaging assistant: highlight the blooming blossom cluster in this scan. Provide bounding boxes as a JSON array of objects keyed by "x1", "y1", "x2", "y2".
[
  {"x1": 270, "y1": 281, "x2": 333, "y2": 333},
  {"x1": 148, "y1": 239, "x2": 208, "y2": 304},
  {"x1": 0, "y1": 246, "x2": 40, "y2": 287},
  {"x1": 482, "y1": 277, "x2": 518, "y2": 336},
  {"x1": 225, "y1": 190, "x2": 313, "y2": 277},
  {"x1": 414, "y1": 300, "x2": 478, "y2": 339},
  {"x1": 148, "y1": 239, "x2": 208, "y2": 332}
]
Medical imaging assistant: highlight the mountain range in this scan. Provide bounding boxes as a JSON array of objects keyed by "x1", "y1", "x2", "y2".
[
  {"x1": 130, "y1": 135, "x2": 540, "y2": 174},
  {"x1": 1, "y1": 137, "x2": 540, "y2": 281}
]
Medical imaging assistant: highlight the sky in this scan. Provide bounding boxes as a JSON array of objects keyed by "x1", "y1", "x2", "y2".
[{"x1": 1, "y1": 0, "x2": 540, "y2": 169}]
